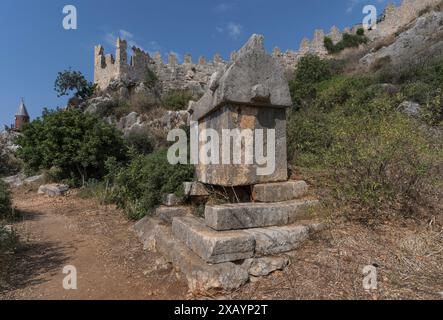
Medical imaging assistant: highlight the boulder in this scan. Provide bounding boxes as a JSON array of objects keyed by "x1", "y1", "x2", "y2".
[
  {"x1": 241, "y1": 256, "x2": 290, "y2": 277},
  {"x1": 38, "y1": 184, "x2": 69, "y2": 197},
  {"x1": 398, "y1": 101, "x2": 421, "y2": 116}
]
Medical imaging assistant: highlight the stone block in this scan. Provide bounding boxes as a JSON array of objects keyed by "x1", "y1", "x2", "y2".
[
  {"x1": 134, "y1": 217, "x2": 249, "y2": 293},
  {"x1": 183, "y1": 182, "x2": 209, "y2": 197},
  {"x1": 252, "y1": 180, "x2": 308, "y2": 203},
  {"x1": 172, "y1": 216, "x2": 255, "y2": 264},
  {"x1": 155, "y1": 206, "x2": 189, "y2": 224},
  {"x1": 163, "y1": 194, "x2": 184, "y2": 207},
  {"x1": 205, "y1": 199, "x2": 319, "y2": 231},
  {"x1": 241, "y1": 256, "x2": 290, "y2": 277},
  {"x1": 245, "y1": 225, "x2": 310, "y2": 256}
]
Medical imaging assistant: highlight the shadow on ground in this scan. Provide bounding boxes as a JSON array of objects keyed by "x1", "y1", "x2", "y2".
[{"x1": 0, "y1": 240, "x2": 72, "y2": 295}]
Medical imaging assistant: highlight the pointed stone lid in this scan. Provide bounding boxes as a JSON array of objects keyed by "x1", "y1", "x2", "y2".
[
  {"x1": 191, "y1": 34, "x2": 292, "y2": 121},
  {"x1": 16, "y1": 98, "x2": 29, "y2": 117}
]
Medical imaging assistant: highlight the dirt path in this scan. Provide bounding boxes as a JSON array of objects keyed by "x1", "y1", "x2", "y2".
[{"x1": 0, "y1": 189, "x2": 188, "y2": 300}]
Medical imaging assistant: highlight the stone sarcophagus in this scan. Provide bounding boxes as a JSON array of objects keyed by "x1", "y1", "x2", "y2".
[{"x1": 190, "y1": 34, "x2": 292, "y2": 187}]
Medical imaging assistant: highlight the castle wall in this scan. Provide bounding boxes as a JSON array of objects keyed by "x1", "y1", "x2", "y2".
[
  {"x1": 367, "y1": 0, "x2": 441, "y2": 40},
  {"x1": 272, "y1": 0, "x2": 442, "y2": 74},
  {"x1": 94, "y1": 38, "x2": 226, "y2": 95}
]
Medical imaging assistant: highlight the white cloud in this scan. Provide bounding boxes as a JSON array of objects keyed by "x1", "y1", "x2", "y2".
[
  {"x1": 103, "y1": 30, "x2": 163, "y2": 55},
  {"x1": 227, "y1": 22, "x2": 242, "y2": 39},
  {"x1": 213, "y1": 2, "x2": 235, "y2": 13}
]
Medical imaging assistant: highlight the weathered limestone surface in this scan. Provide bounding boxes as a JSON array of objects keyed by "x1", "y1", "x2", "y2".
[
  {"x1": 191, "y1": 34, "x2": 292, "y2": 121},
  {"x1": 196, "y1": 104, "x2": 288, "y2": 186},
  {"x1": 241, "y1": 256, "x2": 290, "y2": 277},
  {"x1": 183, "y1": 182, "x2": 210, "y2": 197},
  {"x1": 155, "y1": 206, "x2": 189, "y2": 224},
  {"x1": 205, "y1": 199, "x2": 319, "y2": 231},
  {"x1": 245, "y1": 225, "x2": 310, "y2": 256},
  {"x1": 252, "y1": 180, "x2": 308, "y2": 203},
  {"x1": 193, "y1": 34, "x2": 291, "y2": 186},
  {"x1": 172, "y1": 216, "x2": 255, "y2": 264},
  {"x1": 134, "y1": 217, "x2": 249, "y2": 292},
  {"x1": 163, "y1": 194, "x2": 184, "y2": 207}
]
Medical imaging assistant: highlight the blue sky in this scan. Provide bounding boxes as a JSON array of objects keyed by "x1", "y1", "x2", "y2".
[{"x1": 0, "y1": 0, "x2": 398, "y2": 127}]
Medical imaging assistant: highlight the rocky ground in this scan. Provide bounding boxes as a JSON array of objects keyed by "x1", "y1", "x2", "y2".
[{"x1": 0, "y1": 187, "x2": 441, "y2": 300}]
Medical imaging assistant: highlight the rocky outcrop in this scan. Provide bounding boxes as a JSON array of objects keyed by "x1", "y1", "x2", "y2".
[{"x1": 361, "y1": 11, "x2": 443, "y2": 68}]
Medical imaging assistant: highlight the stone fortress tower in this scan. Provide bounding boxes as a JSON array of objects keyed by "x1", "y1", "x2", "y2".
[{"x1": 13, "y1": 98, "x2": 30, "y2": 132}]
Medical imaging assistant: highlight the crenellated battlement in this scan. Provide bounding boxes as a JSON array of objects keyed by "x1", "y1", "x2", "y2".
[
  {"x1": 94, "y1": 38, "x2": 228, "y2": 94},
  {"x1": 367, "y1": 0, "x2": 441, "y2": 40},
  {"x1": 270, "y1": 0, "x2": 441, "y2": 73}
]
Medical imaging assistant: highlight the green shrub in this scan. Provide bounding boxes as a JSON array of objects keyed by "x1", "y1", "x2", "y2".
[
  {"x1": 402, "y1": 81, "x2": 434, "y2": 105},
  {"x1": 325, "y1": 113, "x2": 440, "y2": 223},
  {"x1": 144, "y1": 68, "x2": 158, "y2": 88},
  {"x1": 324, "y1": 33, "x2": 368, "y2": 55},
  {"x1": 124, "y1": 128, "x2": 154, "y2": 155},
  {"x1": 110, "y1": 149, "x2": 195, "y2": 220},
  {"x1": 0, "y1": 225, "x2": 19, "y2": 254},
  {"x1": 0, "y1": 139, "x2": 21, "y2": 177},
  {"x1": 287, "y1": 109, "x2": 333, "y2": 167},
  {"x1": 16, "y1": 108, "x2": 128, "y2": 186},
  {"x1": 94, "y1": 98, "x2": 131, "y2": 119},
  {"x1": 0, "y1": 181, "x2": 12, "y2": 220},
  {"x1": 287, "y1": 58, "x2": 442, "y2": 223},
  {"x1": 162, "y1": 90, "x2": 194, "y2": 111},
  {"x1": 421, "y1": 88, "x2": 443, "y2": 126},
  {"x1": 289, "y1": 54, "x2": 332, "y2": 109}
]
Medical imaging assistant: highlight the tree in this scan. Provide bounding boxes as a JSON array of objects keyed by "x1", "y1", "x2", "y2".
[
  {"x1": 16, "y1": 108, "x2": 128, "y2": 186},
  {"x1": 54, "y1": 69, "x2": 96, "y2": 100}
]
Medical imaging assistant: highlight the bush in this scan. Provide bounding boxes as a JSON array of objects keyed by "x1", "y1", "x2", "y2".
[
  {"x1": 16, "y1": 108, "x2": 128, "y2": 186},
  {"x1": 287, "y1": 109, "x2": 332, "y2": 167},
  {"x1": 162, "y1": 90, "x2": 194, "y2": 111},
  {"x1": 110, "y1": 149, "x2": 195, "y2": 220},
  {"x1": 288, "y1": 58, "x2": 442, "y2": 223},
  {"x1": 326, "y1": 113, "x2": 440, "y2": 223},
  {"x1": 324, "y1": 33, "x2": 368, "y2": 55},
  {"x1": 0, "y1": 225, "x2": 19, "y2": 254},
  {"x1": 289, "y1": 54, "x2": 332, "y2": 109},
  {"x1": 0, "y1": 138, "x2": 21, "y2": 177},
  {"x1": 144, "y1": 68, "x2": 158, "y2": 88},
  {"x1": 0, "y1": 181, "x2": 12, "y2": 220},
  {"x1": 125, "y1": 127, "x2": 154, "y2": 155}
]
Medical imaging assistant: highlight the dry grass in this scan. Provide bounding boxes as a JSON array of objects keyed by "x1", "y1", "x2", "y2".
[{"x1": 229, "y1": 219, "x2": 443, "y2": 300}]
